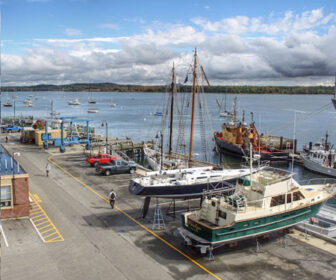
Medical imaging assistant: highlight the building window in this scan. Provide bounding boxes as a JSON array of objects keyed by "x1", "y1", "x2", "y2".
[{"x1": 0, "y1": 185, "x2": 12, "y2": 208}]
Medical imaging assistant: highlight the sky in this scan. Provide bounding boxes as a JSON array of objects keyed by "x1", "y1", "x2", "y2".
[{"x1": 1, "y1": 0, "x2": 336, "y2": 86}]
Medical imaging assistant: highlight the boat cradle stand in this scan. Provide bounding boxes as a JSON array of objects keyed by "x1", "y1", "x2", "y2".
[{"x1": 178, "y1": 227, "x2": 215, "y2": 260}]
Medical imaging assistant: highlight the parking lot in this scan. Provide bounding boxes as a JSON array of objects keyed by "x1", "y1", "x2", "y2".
[{"x1": 2, "y1": 141, "x2": 336, "y2": 280}]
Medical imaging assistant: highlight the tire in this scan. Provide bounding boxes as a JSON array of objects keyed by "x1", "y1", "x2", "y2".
[
  {"x1": 94, "y1": 161, "x2": 99, "y2": 167},
  {"x1": 130, "y1": 168, "x2": 135, "y2": 174},
  {"x1": 105, "y1": 169, "x2": 111, "y2": 176}
]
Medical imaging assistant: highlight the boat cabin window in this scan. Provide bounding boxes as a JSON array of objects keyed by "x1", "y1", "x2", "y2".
[
  {"x1": 197, "y1": 176, "x2": 207, "y2": 180},
  {"x1": 270, "y1": 194, "x2": 285, "y2": 207},
  {"x1": 286, "y1": 194, "x2": 292, "y2": 203},
  {"x1": 218, "y1": 210, "x2": 227, "y2": 219},
  {"x1": 211, "y1": 201, "x2": 216, "y2": 207},
  {"x1": 293, "y1": 191, "x2": 305, "y2": 201}
]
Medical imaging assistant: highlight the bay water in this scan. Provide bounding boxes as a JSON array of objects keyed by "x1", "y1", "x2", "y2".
[{"x1": 2, "y1": 91, "x2": 335, "y2": 206}]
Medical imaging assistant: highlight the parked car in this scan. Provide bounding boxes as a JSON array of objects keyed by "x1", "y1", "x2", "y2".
[
  {"x1": 96, "y1": 159, "x2": 137, "y2": 176},
  {"x1": 3, "y1": 125, "x2": 21, "y2": 133},
  {"x1": 86, "y1": 153, "x2": 118, "y2": 167}
]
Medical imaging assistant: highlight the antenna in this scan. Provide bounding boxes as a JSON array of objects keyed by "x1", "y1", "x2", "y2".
[{"x1": 291, "y1": 111, "x2": 296, "y2": 173}]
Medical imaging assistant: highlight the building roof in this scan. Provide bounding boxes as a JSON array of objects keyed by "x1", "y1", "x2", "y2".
[{"x1": 0, "y1": 146, "x2": 26, "y2": 176}]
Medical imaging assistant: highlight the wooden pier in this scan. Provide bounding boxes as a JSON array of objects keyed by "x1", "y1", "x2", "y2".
[{"x1": 89, "y1": 135, "x2": 154, "y2": 161}]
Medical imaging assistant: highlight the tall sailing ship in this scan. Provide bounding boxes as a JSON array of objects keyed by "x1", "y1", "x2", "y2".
[
  {"x1": 130, "y1": 49, "x2": 249, "y2": 198},
  {"x1": 144, "y1": 63, "x2": 187, "y2": 171},
  {"x1": 180, "y1": 167, "x2": 336, "y2": 245}
]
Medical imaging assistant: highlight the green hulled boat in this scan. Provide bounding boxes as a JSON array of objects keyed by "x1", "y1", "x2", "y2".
[{"x1": 181, "y1": 167, "x2": 336, "y2": 245}]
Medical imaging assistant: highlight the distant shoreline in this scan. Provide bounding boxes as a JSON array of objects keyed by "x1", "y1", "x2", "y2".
[{"x1": 1, "y1": 83, "x2": 334, "y2": 95}]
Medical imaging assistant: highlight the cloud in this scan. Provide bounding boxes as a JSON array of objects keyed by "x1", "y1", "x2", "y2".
[
  {"x1": 64, "y1": 28, "x2": 82, "y2": 36},
  {"x1": 192, "y1": 8, "x2": 336, "y2": 34},
  {"x1": 3, "y1": 8, "x2": 336, "y2": 86},
  {"x1": 99, "y1": 23, "x2": 119, "y2": 30}
]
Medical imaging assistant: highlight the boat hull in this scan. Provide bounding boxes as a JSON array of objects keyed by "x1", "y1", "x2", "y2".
[
  {"x1": 332, "y1": 98, "x2": 336, "y2": 110},
  {"x1": 214, "y1": 133, "x2": 289, "y2": 162},
  {"x1": 182, "y1": 202, "x2": 324, "y2": 244},
  {"x1": 301, "y1": 154, "x2": 336, "y2": 178},
  {"x1": 129, "y1": 178, "x2": 236, "y2": 198}
]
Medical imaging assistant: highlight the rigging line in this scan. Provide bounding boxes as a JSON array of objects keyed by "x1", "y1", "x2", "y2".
[
  {"x1": 266, "y1": 102, "x2": 333, "y2": 135},
  {"x1": 198, "y1": 69, "x2": 214, "y2": 161}
]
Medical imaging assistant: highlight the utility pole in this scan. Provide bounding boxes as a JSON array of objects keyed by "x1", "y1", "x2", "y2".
[{"x1": 101, "y1": 121, "x2": 108, "y2": 153}]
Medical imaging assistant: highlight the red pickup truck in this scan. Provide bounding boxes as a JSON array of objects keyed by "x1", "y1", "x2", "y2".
[{"x1": 86, "y1": 153, "x2": 118, "y2": 167}]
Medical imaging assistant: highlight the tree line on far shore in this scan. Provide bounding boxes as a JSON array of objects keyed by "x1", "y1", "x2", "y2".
[{"x1": 1, "y1": 83, "x2": 334, "y2": 95}]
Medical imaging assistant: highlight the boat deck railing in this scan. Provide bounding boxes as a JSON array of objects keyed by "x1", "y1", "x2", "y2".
[{"x1": 300, "y1": 178, "x2": 336, "y2": 185}]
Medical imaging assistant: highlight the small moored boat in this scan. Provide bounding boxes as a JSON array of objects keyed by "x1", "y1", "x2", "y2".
[
  {"x1": 68, "y1": 99, "x2": 80, "y2": 105},
  {"x1": 300, "y1": 132, "x2": 336, "y2": 178},
  {"x1": 88, "y1": 109, "x2": 99, "y2": 113}
]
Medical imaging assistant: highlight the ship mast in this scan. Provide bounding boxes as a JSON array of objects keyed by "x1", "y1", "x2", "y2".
[
  {"x1": 188, "y1": 48, "x2": 197, "y2": 163},
  {"x1": 334, "y1": 75, "x2": 336, "y2": 99},
  {"x1": 168, "y1": 63, "x2": 175, "y2": 157}
]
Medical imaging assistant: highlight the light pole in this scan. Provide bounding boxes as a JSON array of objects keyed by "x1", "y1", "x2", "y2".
[
  {"x1": 13, "y1": 152, "x2": 20, "y2": 177},
  {"x1": 101, "y1": 121, "x2": 108, "y2": 153},
  {"x1": 13, "y1": 100, "x2": 16, "y2": 124}
]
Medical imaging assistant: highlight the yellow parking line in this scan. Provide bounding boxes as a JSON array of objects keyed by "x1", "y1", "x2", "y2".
[
  {"x1": 47, "y1": 236, "x2": 63, "y2": 243},
  {"x1": 49, "y1": 155, "x2": 222, "y2": 280},
  {"x1": 30, "y1": 210, "x2": 42, "y2": 214},
  {"x1": 38, "y1": 224, "x2": 52, "y2": 231},
  {"x1": 34, "y1": 217, "x2": 48, "y2": 223},
  {"x1": 44, "y1": 232, "x2": 58, "y2": 239},
  {"x1": 35, "y1": 221, "x2": 49, "y2": 227},
  {"x1": 41, "y1": 228, "x2": 54, "y2": 234},
  {"x1": 29, "y1": 192, "x2": 64, "y2": 243},
  {"x1": 32, "y1": 214, "x2": 45, "y2": 220}
]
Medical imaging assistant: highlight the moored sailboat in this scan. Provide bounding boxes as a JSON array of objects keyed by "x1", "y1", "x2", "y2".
[{"x1": 88, "y1": 91, "x2": 96, "y2": 104}]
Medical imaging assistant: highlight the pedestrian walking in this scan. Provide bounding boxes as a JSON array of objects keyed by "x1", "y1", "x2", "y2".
[
  {"x1": 5, "y1": 135, "x2": 8, "y2": 143},
  {"x1": 108, "y1": 190, "x2": 116, "y2": 209},
  {"x1": 45, "y1": 162, "x2": 51, "y2": 177}
]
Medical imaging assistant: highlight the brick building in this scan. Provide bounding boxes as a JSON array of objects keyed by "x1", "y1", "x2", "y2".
[{"x1": 0, "y1": 148, "x2": 29, "y2": 219}]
